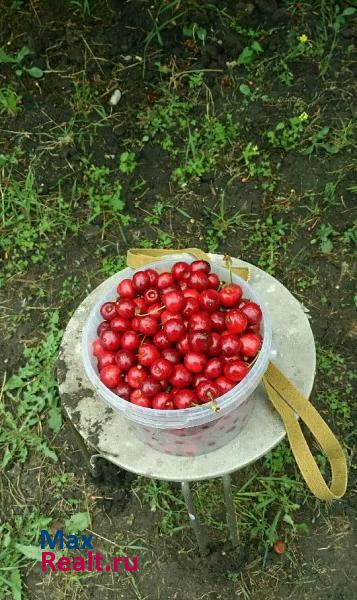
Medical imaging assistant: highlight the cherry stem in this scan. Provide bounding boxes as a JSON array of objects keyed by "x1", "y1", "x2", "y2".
[
  {"x1": 137, "y1": 305, "x2": 165, "y2": 317},
  {"x1": 248, "y1": 351, "x2": 260, "y2": 369},
  {"x1": 223, "y1": 254, "x2": 233, "y2": 283},
  {"x1": 207, "y1": 391, "x2": 220, "y2": 413}
]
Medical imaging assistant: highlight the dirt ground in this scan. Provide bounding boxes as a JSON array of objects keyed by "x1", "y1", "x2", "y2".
[{"x1": 0, "y1": 1, "x2": 356, "y2": 599}]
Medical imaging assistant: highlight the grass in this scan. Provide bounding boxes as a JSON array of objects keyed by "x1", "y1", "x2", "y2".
[{"x1": 0, "y1": 0, "x2": 356, "y2": 598}]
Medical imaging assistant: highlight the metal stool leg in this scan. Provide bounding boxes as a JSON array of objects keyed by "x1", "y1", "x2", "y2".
[
  {"x1": 222, "y1": 474, "x2": 239, "y2": 547},
  {"x1": 181, "y1": 482, "x2": 209, "y2": 555}
]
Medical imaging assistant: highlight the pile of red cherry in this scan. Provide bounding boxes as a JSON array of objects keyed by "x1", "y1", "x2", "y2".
[{"x1": 92, "y1": 260, "x2": 262, "y2": 410}]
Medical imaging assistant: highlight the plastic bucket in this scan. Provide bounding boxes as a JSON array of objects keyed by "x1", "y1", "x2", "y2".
[{"x1": 82, "y1": 258, "x2": 272, "y2": 456}]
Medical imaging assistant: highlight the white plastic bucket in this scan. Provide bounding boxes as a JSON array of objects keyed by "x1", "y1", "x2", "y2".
[{"x1": 82, "y1": 258, "x2": 272, "y2": 456}]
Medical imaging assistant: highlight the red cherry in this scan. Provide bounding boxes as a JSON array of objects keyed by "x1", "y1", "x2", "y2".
[
  {"x1": 210, "y1": 311, "x2": 226, "y2": 333},
  {"x1": 115, "y1": 349, "x2": 136, "y2": 371},
  {"x1": 145, "y1": 268, "x2": 159, "y2": 287},
  {"x1": 178, "y1": 280, "x2": 188, "y2": 290},
  {"x1": 152, "y1": 392, "x2": 175, "y2": 410},
  {"x1": 114, "y1": 381, "x2": 132, "y2": 400},
  {"x1": 140, "y1": 378, "x2": 162, "y2": 398},
  {"x1": 241, "y1": 302, "x2": 262, "y2": 325},
  {"x1": 101, "y1": 330, "x2": 121, "y2": 351},
  {"x1": 188, "y1": 330, "x2": 212, "y2": 353},
  {"x1": 215, "y1": 376, "x2": 235, "y2": 395},
  {"x1": 182, "y1": 297, "x2": 200, "y2": 318},
  {"x1": 139, "y1": 315, "x2": 158, "y2": 336},
  {"x1": 133, "y1": 270, "x2": 150, "y2": 292},
  {"x1": 153, "y1": 330, "x2": 172, "y2": 349},
  {"x1": 238, "y1": 298, "x2": 249, "y2": 310},
  {"x1": 193, "y1": 373, "x2": 208, "y2": 387},
  {"x1": 184, "y1": 351, "x2": 207, "y2": 373},
  {"x1": 93, "y1": 338, "x2": 106, "y2": 357},
  {"x1": 177, "y1": 334, "x2": 190, "y2": 354},
  {"x1": 100, "y1": 302, "x2": 117, "y2": 321},
  {"x1": 189, "y1": 270, "x2": 209, "y2": 290},
  {"x1": 161, "y1": 347, "x2": 181, "y2": 365},
  {"x1": 127, "y1": 366, "x2": 147, "y2": 388},
  {"x1": 144, "y1": 288, "x2": 160, "y2": 305},
  {"x1": 246, "y1": 323, "x2": 261, "y2": 334},
  {"x1": 183, "y1": 288, "x2": 200, "y2": 300},
  {"x1": 138, "y1": 343, "x2": 160, "y2": 367},
  {"x1": 189, "y1": 311, "x2": 212, "y2": 332},
  {"x1": 204, "y1": 357, "x2": 223, "y2": 379},
  {"x1": 131, "y1": 316, "x2": 142, "y2": 332},
  {"x1": 117, "y1": 278, "x2": 136, "y2": 299},
  {"x1": 146, "y1": 302, "x2": 163, "y2": 319},
  {"x1": 273, "y1": 540, "x2": 286, "y2": 555},
  {"x1": 207, "y1": 332, "x2": 222, "y2": 356},
  {"x1": 163, "y1": 290, "x2": 186, "y2": 313},
  {"x1": 219, "y1": 283, "x2": 242, "y2": 307},
  {"x1": 121, "y1": 330, "x2": 140, "y2": 351},
  {"x1": 133, "y1": 297, "x2": 147, "y2": 314},
  {"x1": 160, "y1": 285, "x2": 179, "y2": 296},
  {"x1": 221, "y1": 334, "x2": 241, "y2": 357},
  {"x1": 160, "y1": 309, "x2": 177, "y2": 324},
  {"x1": 172, "y1": 261, "x2": 191, "y2": 281},
  {"x1": 100, "y1": 364, "x2": 121, "y2": 388},
  {"x1": 150, "y1": 358, "x2": 174, "y2": 380},
  {"x1": 98, "y1": 352, "x2": 116, "y2": 370},
  {"x1": 130, "y1": 389, "x2": 152, "y2": 407},
  {"x1": 196, "y1": 380, "x2": 220, "y2": 404},
  {"x1": 97, "y1": 321, "x2": 111, "y2": 336},
  {"x1": 163, "y1": 318, "x2": 186, "y2": 342},
  {"x1": 169, "y1": 364, "x2": 193, "y2": 388},
  {"x1": 157, "y1": 272, "x2": 174, "y2": 289},
  {"x1": 224, "y1": 359, "x2": 249, "y2": 382},
  {"x1": 199, "y1": 289, "x2": 219, "y2": 312},
  {"x1": 239, "y1": 333, "x2": 261, "y2": 357},
  {"x1": 173, "y1": 388, "x2": 197, "y2": 409},
  {"x1": 115, "y1": 299, "x2": 136, "y2": 319},
  {"x1": 225, "y1": 309, "x2": 248, "y2": 334},
  {"x1": 110, "y1": 316, "x2": 131, "y2": 333},
  {"x1": 190, "y1": 260, "x2": 210, "y2": 274},
  {"x1": 207, "y1": 273, "x2": 220, "y2": 289}
]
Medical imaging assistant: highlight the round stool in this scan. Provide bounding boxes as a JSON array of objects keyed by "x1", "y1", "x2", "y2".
[{"x1": 58, "y1": 255, "x2": 316, "y2": 554}]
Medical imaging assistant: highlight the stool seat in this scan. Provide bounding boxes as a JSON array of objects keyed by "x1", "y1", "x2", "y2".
[{"x1": 58, "y1": 255, "x2": 315, "y2": 482}]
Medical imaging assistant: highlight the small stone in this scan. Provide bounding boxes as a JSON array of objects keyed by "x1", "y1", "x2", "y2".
[{"x1": 109, "y1": 89, "x2": 122, "y2": 106}]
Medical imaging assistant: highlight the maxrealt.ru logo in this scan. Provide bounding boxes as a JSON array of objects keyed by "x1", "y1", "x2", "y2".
[{"x1": 40, "y1": 530, "x2": 138, "y2": 573}]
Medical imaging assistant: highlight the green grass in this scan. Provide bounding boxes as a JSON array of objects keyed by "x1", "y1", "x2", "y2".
[
  {"x1": 1, "y1": 310, "x2": 62, "y2": 468},
  {"x1": 0, "y1": 86, "x2": 22, "y2": 116}
]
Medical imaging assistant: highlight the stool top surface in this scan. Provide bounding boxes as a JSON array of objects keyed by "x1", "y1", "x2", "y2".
[{"x1": 58, "y1": 254, "x2": 315, "y2": 482}]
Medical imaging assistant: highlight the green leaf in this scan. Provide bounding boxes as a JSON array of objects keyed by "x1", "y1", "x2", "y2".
[
  {"x1": 40, "y1": 444, "x2": 58, "y2": 462},
  {"x1": 65, "y1": 512, "x2": 90, "y2": 533},
  {"x1": 16, "y1": 46, "x2": 32, "y2": 63},
  {"x1": 321, "y1": 239, "x2": 333, "y2": 253},
  {"x1": 5, "y1": 375, "x2": 24, "y2": 390},
  {"x1": 251, "y1": 41, "x2": 263, "y2": 53},
  {"x1": 15, "y1": 543, "x2": 43, "y2": 561},
  {"x1": 1, "y1": 447, "x2": 13, "y2": 469},
  {"x1": 239, "y1": 83, "x2": 251, "y2": 96},
  {"x1": 27, "y1": 66, "x2": 43, "y2": 78},
  {"x1": 283, "y1": 514, "x2": 295, "y2": 527},
  {"x1": 47, "y1": 407, "x2": 62, "y2": 432},
  {"x1": 342, "y1": 7, "x2": 355, "y2": 16},
  {"x1": 0, "y1": 47, "x2": 17, "y2": 63},
  {"x1": 10, "y1": 568, "x2": 22, "y2": 600},
  {"x1": 237, "y1": 46, "x2": 254, "y2": 65}
]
